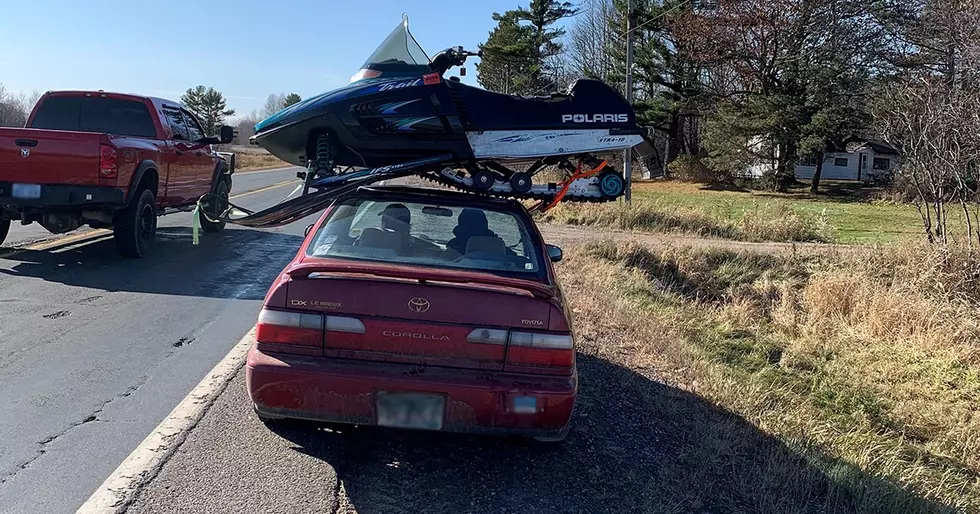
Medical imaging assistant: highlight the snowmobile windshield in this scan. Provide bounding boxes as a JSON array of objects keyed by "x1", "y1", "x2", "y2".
[{"x1": 352, "y1": 15, "x2": 431, "y2": 82}]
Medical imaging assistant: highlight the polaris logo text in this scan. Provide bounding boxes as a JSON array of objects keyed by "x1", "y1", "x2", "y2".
[
  {"x1": 562, "y1": 114, "x2": 629, "y2": 123},
  {"x1": 383, "y1": 330, "x2": 450, "y2": 341}
]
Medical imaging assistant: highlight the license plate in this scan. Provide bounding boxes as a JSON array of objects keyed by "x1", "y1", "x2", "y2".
[
  {"x1": 376, "y1": 392, "x2": 445, "y2": 430},
  {"x1": 12, "y1": 184, "x2": 41, "y2": 199}
]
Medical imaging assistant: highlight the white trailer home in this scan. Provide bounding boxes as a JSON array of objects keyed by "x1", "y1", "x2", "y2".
[{"x1": 744, "y1": 140, "x2": 901, "y2": 184}]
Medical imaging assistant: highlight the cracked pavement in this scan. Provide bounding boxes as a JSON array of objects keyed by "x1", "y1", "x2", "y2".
[{"x1": 0, "y1": 168, "x2": 311, "y2": 513}]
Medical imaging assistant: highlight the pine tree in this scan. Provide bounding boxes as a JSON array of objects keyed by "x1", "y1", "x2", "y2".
[
  {"x1": 181, "y1": 86, "x2": 235, "y2": 136},
  {"x1": 478, "y1": 11, "x2": 537, "y2": 94},
  {"x1": 283, "y1": 93, "x2": 302, "y2": 108},
  {"x1": 606, "y1": 0, "x2": 703, "y2": 170},
  {"x1": 478, "y1": 1, "x2": 577, "y2": 95},
  {"x1": 515, "y1": 0, "x2": 579, "y2": 91}
]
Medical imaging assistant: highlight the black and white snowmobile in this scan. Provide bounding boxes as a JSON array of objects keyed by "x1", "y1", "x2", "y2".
[{"x1": 250, "y1": 15, "x2": 652, "y2": 207}]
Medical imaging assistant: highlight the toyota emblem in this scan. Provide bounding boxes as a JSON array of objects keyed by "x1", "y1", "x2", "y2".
[
  {"x1": 408, "y1": 297, "x2": 430, "y2": 313},
  {"x1": 20, "y1": 148, "x2": 30, "y2": 158}
]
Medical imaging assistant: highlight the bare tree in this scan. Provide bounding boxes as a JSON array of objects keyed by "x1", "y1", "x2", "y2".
[
  {"x1": 24, "y1": 90, "x2": 42, "y2": 112},
  {"x1": 0, "y1": 84, "x2": 29, "y2": 128},
  {"x1": 874, "y1": 2, "x2": 980, "y2": 246},
  {"x1": 233, "y1": 110, "x2": 260, "y2": 145},
  {"x1": 568, "y1": 0, "x2": 616, "y2": 81},
  {"x1": 261, "y1": 93, "x2": 289, "y2": 118}
]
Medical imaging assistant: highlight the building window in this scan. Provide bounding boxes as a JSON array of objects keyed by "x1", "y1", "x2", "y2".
[
  {"x1": 800, "y1": 156, "x2": 818, "y2": 166},
  {"x1": 873, "y1": 158, "x2": 891, "y2": 170},
  {"x1": 834, "y1": 157, "x2": 849, "y2": 167}
]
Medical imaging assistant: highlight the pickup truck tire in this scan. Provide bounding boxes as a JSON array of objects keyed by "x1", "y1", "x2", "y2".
[
  {"x1": 0, "y1": 219, "x2": 9, "y2": 246},
  {"x1": 200, "y1": 178, "x2": 229, "y2": 233},
  {"x1": 114, "y1": 188, "x2": 157, "y2": 258}
]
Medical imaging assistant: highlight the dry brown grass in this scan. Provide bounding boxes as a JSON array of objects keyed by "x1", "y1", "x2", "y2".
[
  {"x1": 540, "y1": 201, "x2": 837, "y2": 243},
  {"x1": 235, "y1": 152, "x2": 290, "y2": 171},
  {"x1": 556, "y1": 240, "x2": 980, "y2": 512}
]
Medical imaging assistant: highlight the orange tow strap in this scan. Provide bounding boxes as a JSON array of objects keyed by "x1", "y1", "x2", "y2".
[{"x1": 534, "y1": 159, "x2": 608, "y2": 213}]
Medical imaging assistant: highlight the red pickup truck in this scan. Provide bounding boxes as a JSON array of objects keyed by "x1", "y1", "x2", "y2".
[{"x1": 0, "y1": 90, "x2": 236, "y2": 258}]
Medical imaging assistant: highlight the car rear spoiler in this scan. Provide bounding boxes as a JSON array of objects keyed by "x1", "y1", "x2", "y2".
[{"x1": 286, "y1": 261, "x2": 556, "y2": 299}]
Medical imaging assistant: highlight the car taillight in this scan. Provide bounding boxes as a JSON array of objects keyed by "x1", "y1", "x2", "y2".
[
  {"x1": 255, "y1": 309, "x2": 323, "y2": 347},
  {"x1": 99, "y1": 145, "x2": 118, "y2": 178},
  {"x1": 468, "y1": 328, "x2": 575, "y2": 374},
  {"x1": 506, "y1": 332, "x2": 574, "y2": 373}
]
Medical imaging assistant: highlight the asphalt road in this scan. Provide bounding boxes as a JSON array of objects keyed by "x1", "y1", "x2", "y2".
[{"x1": 0, "y1": 166, "x2": 312, "y2": 514}]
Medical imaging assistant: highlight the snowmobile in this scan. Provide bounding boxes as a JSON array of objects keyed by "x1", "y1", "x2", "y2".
[{"x1": 250, "y1": 15, "x2": 653, "y2": 208}]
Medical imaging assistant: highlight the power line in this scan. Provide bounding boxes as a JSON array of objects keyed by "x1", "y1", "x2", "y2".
[{"x1": 626, "y1": 0, "x2": 693, "y2": 35}]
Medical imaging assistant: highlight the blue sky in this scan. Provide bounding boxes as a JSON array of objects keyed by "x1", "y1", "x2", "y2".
[{"x1": 0, "y1": 0, "x2": 539, "y2": 119}]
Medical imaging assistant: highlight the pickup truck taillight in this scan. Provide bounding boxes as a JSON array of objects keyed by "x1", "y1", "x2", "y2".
[{"x1": 99, "y1": 145, "x2": 118, "y2": 178}]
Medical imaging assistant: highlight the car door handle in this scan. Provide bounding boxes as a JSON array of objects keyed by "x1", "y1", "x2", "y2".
[{"x1": 195, "y1": 151, "x2": 204, "y2": 157}]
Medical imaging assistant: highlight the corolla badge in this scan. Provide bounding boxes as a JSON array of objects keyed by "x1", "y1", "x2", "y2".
[
  {"x1": 408, "y1": 297, "x2": 430, "y2": 313},
  {"x1": 20, "y1": 148, "x2": 30, "y2": 158}
]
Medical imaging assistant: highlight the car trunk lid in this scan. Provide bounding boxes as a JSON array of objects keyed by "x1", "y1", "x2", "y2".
[{"x1": 284, "y1": 260, "x2": 555, "y2": 370}]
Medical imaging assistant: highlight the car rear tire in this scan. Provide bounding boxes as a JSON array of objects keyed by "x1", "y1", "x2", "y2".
[
  {"x1": 114, "y1": 188, "x2": 157, "y2": 258},
  {"x1": 201, "y1": 178, "x2": 230, "y2": 233},
  {"x1": 0, "y1": 219, "x2": 9, "y2": 247},
  {"x1": 532, "y1": 425, "x2": 569, "y2": 443}
]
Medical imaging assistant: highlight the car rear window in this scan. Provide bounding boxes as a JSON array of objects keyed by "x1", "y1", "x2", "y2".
[
  {"x1": 30, "y1": 96, "x2": 156, "y2": 138},
  {"x1": 307, "y1": 197, "x2": 545, "y2": 277}
]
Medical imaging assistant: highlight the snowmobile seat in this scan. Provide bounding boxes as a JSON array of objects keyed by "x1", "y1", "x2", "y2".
[{"x1": 448, "y1": 78, "x2": 633, "y2": 132}]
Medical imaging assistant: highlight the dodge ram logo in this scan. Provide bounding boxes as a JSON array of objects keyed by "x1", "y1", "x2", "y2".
[
  {"x1": 408, "y1": 297, "x2": 430, "y2": 313},
  {"x1": 20, "y1": 148, "x2": 30, "y2": 158}
]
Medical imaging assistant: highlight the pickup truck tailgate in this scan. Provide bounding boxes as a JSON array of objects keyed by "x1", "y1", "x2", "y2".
[{"x1": 0, "y1": 128, "x2": 102, "y2": 185}]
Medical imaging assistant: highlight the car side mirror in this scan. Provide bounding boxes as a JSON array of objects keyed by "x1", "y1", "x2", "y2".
[
  {"x1": 218, "y1": 125, "x2": 235, "y2": 144},
  {"x1": 305, "y1": 224, "x2": 314, "y2": 237},
  {"x1": 546, "y1": 244, "x2": 563, "y2": 263}
]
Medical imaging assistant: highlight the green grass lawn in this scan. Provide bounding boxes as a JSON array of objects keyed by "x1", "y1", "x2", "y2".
[{"x1": 628, "y1": 181, "x2": 924, "y2": 244}]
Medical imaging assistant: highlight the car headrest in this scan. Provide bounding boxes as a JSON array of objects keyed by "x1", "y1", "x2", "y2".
[
  {"x1": 359, "y1": 227, "x2": 402, "y2": 251},
  {"x1": 465, "y1": 236, "x2": 506, "y2": 255}
]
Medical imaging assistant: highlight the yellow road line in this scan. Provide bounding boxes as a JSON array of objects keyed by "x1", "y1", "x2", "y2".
[
  {"x1": 229, "y1": 179, "x2": 297, "y2": 198},
  {"x1": 0, "y1": 179, "x2": 298, "y2": 259}
]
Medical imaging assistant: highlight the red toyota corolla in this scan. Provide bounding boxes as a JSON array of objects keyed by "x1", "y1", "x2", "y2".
[{"x1": 246, "y1": 185, "x2": 577, "y2": 442}]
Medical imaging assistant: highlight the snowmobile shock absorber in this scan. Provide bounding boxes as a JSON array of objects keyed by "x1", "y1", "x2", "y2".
[{"x1": 304, "y1": 133, "x2": 335, "y2": 195}]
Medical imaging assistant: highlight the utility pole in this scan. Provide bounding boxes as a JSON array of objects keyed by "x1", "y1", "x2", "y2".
[{"x1": 624, "y1": 0, "x2": 635, "y2": 204}]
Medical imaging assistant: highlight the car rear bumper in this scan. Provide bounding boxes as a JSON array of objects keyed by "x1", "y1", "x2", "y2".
[
  {"x1": 0, "y1": 182, "x2": 125, "y2": 210},
  {"x1": 246, "y1": 345, "x2": 577, "y2": 438}
]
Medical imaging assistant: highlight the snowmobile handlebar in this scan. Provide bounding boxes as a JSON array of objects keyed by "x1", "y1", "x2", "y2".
[{"x1": 431, "y1": 47, "x2": 482, "y2": 75}]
